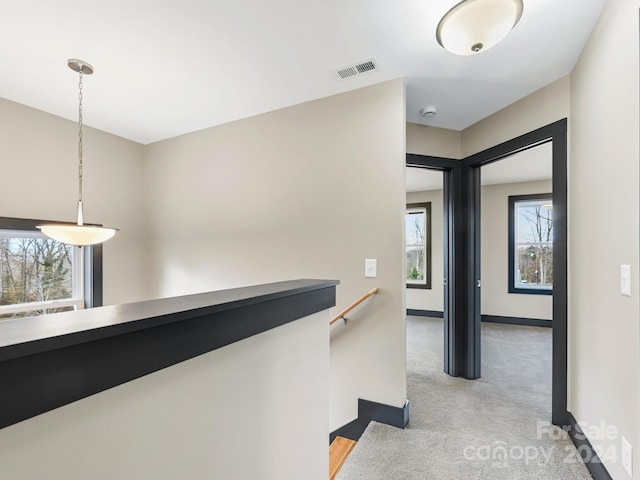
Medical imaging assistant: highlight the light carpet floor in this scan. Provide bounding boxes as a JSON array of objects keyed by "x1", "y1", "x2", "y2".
[{"x1": 336, "y1": 316, "x2": 592, "y2": 480}]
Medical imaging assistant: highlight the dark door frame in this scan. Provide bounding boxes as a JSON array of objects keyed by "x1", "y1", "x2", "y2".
[
  {"x1": 406, "y1": 118, "x2": 568, "y2": 426},
  {"x1": 405, "y1": 155, "x2": 480, "y2": 379}
]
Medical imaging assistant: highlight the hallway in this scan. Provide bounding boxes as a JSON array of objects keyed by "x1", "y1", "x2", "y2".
[{"x1": 337, "y1": 316, "x2": 591, "y2": 479}]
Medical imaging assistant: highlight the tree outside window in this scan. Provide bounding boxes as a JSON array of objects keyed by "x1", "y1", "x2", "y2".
[
  {"x1": 508, "y1": 194, "x2": 553, "y2": 295},
  {"x1": 0, "y1": 217, "x2": 102, "y2": 320},
  {"x1": 406, "y1": 202, "x2": 431, "y2": 289}
]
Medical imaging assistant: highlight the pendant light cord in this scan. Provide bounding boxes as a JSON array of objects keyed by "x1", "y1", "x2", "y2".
[
  {"x1": 36, "y1": 58, "x2": 118, "y2": 246},
  {"x1": 78, "y1": 69, "x2": 84, "y2": 208}
]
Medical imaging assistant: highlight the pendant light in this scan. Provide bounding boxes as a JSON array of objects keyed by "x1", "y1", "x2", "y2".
[
  {"x1": 37, "y1": 59, "x2": 118, "y2": 246},
  {"x1": 436, "y1": 0, "x2": 524, "y2": 56}
]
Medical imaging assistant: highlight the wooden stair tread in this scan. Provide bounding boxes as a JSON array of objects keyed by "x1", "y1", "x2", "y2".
[{"x1": 329, "y1": 436, "x2": 357, "y2": 480}]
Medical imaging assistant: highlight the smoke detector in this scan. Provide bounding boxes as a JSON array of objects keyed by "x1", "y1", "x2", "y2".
[{"x1": 421, "y1": 106, "x2": 438, "y2": 118}]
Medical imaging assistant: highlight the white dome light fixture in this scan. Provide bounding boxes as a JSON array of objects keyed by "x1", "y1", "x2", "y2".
[
  {"x1": 37, "y1": 59, "x2": 118, "y2": 246},
  {"x1": 436, "y1": 0, "x2": 524, "y2": 56}
]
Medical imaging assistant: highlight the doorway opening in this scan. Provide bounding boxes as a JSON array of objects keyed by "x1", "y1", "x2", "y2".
[
  {"x1": 480, "y1": 142, "x2": 553, "y2": 325},
  {"x1": 405, "y1": 168, "x2": 444, "y2": 319},
  {"x1": 406, "y1": 119, "x2": 568, "y2": 426}
]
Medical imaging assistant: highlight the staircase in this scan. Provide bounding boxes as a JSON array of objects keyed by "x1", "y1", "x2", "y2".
[
  {"x1": 329, "y1": 436, "x2": 356, "y2": 480},
  {"x1": 329, "y1": 288, "x2": 377, "y2": 478}
]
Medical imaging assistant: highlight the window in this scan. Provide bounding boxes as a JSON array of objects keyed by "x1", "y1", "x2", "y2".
[
  {"x1": 406, "y1": 202, "x2": 431, "y2": 289},
  {"x1": 0, "y1": 217, "x2": 102, "y2": 319},
  {"x1": 508, "y1": 194, "x2": 553, "y2": 295}
]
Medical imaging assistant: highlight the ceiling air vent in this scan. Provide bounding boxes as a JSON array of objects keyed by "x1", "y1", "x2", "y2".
[
  {"x1": 336, "y1": 58, "x2": 379, "y2": 79},
  {"x1": 337, "y1": 66, "x2": 358, "y2": 79}
]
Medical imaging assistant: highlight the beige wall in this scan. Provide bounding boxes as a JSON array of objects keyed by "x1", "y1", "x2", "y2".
[
  {"x1": 569, "y1": 0, "x2": 640, "y2": 477},
  {"x1": 406, "y1": 188, "x2": 444, "y2": 312},
  {"x1": 0, "y1": 97, "x2": 148, "y2": 305},
  {"x1": 481, "y1": 180, "x2": 553, "y2": 320},
  {"x1": 461, "y1": 76, "x2": 570, "y2": 158},
  {"x1": 407, "y1": 123, "x2": 461, "y2": 159},
  {"x1": 143, "y1": 80, "x2": 407, "y2": 431},
  {"x1": 0, "y1": 310, "x2": 330, "y2": 480}
]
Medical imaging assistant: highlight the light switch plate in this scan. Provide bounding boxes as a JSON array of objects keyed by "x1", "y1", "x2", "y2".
[
  {"x1": 622, "y1": 436, "x2": 633, "y2": 477},
  {"x1": 365, "y1": 259, "x2": 377, "y2": 278},
  {"x1": 621, "y1": 265, "x2": 631, "y2": 296}
]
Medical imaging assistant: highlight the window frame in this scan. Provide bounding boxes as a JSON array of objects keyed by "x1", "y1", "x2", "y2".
[
  {"x1": 0, "y1": 216, "x2": 103, "y2": 317},
  {"x1": 406, "y1": 202, "x2": 432, "y2": 290},
  {"x1": 508, "y1": 194, "x2": 553, "y2": 295}
]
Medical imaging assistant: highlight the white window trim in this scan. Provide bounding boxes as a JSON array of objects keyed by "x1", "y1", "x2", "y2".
[
  {"x1": 0, "y1": 299, "x2": 84, "y2": 316},
  {"x1": 0, "y1": 228, "x2": 85, "y2": 317}
]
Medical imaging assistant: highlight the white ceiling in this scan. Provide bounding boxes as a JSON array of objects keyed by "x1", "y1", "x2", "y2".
[
  {"x1": 0, "y1": 1, "x2": 606, "y2": 145},
  {"x1": 406, "y1": 142, "x2": 552, "y2": 192}
]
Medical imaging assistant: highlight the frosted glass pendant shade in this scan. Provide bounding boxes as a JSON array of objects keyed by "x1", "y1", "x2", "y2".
[
  {"x1": 37, "y1": 200, "x2": 118, "y2": 246},
  {"x1": 436, "y1": 0, "x2": 523, "y2": 56},
  {"x1": 37, "y1": 224, "x2": 117, "y2": 246}
]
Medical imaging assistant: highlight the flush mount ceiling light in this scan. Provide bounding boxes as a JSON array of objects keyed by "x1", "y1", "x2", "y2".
[
  {"x1": 37, "y1": 59, "x2": 118, "y2": 246},
  {"x1": 436, "y1": 0, "x2": 524, "y2": 56}
]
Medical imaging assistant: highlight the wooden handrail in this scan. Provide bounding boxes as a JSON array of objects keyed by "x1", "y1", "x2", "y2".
[{"x1": 330, "y1": 288, "x2": 379, "y2": 325}]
